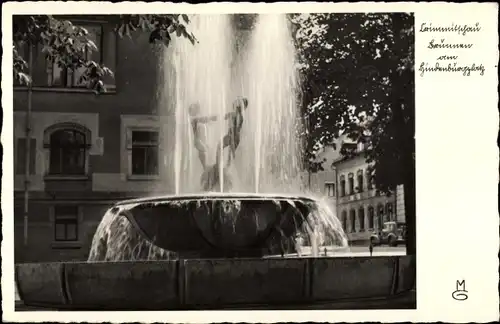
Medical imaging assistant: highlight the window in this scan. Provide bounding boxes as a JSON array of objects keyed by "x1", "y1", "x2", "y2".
[
  {"x1": 341, "y1": 210, "x2": 347, "y2": 232},
  {"x1": 348, "y1": 173, "x2": 354, "y2": 195},
  {"x1": 339, "y1": 175, "x2": 346, "y2": 197},
  {"x1": 46, "y1": 25, "x2": 103, "y2": 88},
  {"x1": 54, "y1": 205, "x2": 79, "y2": 242},
  {"x1": 349, "y1": 209, "x2": 356, "y2": 233},
  {"x1": 367, "y1": 169, "x2": 374, "y2": 190},
  {"x1": 358, "y1": 207, "x2": 365, "y2": 231},
  {"x1": 377, "y1": 204, "x2": 384, "y2": 228},
  {"x1": 130, "y1": 130, "x2": 159, "y2": 175},
  {"x1": 16, "y1": 138, "x2": 36, "y2": 175},
  {"x1": 368, "y1": 206, "x2": 374, "y2": 229},
  {"x1": 357, "y1": 169, "x2": 364, "y2": 192},
  {"x1": 325, "y1": 182, "x2": 335, "y2": 197},
  {"x1": 48, "y1": 128, "x2": 89, "y2": 175},
  {"x1": 15, "y1": 22, "x2": 117, "y2": 90},
  {"x1": 386, "y1": 203, "x2": 393, "y2": 222}
]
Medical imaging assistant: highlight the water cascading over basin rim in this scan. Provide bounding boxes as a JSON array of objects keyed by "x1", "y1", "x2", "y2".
[
  {"x1": 100, "y1": 194, "x2": 341, "y2": 259},
  {"x1": 114, "y1": 193, "x2": 318, "y2": 206},
  {"x1": 15, "y1": 255, "x2": 416, "y2": 310}
]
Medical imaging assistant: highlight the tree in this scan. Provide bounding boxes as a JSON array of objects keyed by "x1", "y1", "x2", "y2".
[
  {"x1": 292, "y1": 13, "x2": 415, "y2": 254},
  {"x1": 13, "y1": 14, "x2": 196, "y2": 92}
]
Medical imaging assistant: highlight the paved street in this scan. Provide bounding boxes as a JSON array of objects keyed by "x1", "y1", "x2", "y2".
[
  {"x1": 282, "y1": 245, "x2": 407, "y2": 258},
  {"x1": 328, "y1": 245, "x2": 406, "y2": 257}
]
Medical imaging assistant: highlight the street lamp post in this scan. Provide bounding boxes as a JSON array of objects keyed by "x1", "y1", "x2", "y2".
[{"x1": 23, "y1": 43, "x2": 34, "y2": 246}]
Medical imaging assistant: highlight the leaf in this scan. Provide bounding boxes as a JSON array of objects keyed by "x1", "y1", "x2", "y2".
[
  {"x1": 17, "y1": 72, "x2": 32, "y2": 85},
  {"x1": 163, "y1": 33, "x2": 171, "y2": 47},
  {"x1": 78, "y1": 73, "x2": 88, "y2": 83},
  {"x1": 186, "y1": 32, "x2": 197, "y2": 45},
  {"x1": 102, "y1": 66, "x2": 114, "y2": 77},
  {"x1": 176, "y1": 25, "x2": 184, "y2": 37},
  {"x1": 92, "y1": 80, "x2": 105, "y2": 94},
  {"x1": 139, "y1": 16, "x2": 148, "y2": 31},
  {"x1": 181, "y1": 14, "x2": 190, "y2": 24},
  {"x1": 118, "y1": 24, "x2": 125, "y2": 38},
  {"x1": 149, "y1": 29, "x2": 160, "y2": 44},
  {"x1": 125, "y1": 24, "x2": 132, "y2": 38},
  {"x1": 80, "y1": 26, "x2": 89, "y2": 36}
]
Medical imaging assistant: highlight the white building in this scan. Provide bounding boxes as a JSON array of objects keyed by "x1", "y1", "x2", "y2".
[{"x1": 309, "y1": 136, "x2": 406, "y2": 245}]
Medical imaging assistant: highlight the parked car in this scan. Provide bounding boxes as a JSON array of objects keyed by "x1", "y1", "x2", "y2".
[{"x1": 370, "y1": 221, "x2": 406, "y2": 247}]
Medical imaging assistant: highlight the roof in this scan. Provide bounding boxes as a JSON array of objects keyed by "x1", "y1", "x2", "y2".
[
  {"x1": 331, "y1": 139, "x2": 371, "y2": 166},
  {"x1": 331, "y1": 149, "x2": 366, "y2": 166}
]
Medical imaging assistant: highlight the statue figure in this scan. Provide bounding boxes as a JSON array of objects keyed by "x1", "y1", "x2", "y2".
[
  {"x1": 189, "y1": 97, "x2": 249, "y2": 191},
  {"x1": 216, "y1": 97, "x2": 249, "y2": 168},
  {"x1": 188, "y1": 102, "x2": 217, "y2": 170}
]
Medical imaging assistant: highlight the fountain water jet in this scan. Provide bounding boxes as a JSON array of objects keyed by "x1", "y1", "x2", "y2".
[
  {"x1": 164, "y1": 14, "x2": 304, "y2": 195},
  {"x1": 167, "y1": 14, "x2": 234, "y2": 194},
  {"x1": 235, "y1": 14, "x2": 304, "y2": 194}
]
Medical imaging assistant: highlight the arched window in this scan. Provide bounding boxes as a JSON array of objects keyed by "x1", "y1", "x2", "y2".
[
  {"x1": 341, "y1": 210, "x2": 347, "y2": 232},
  {"x1": 358, "y1": 206, "x2": 365, "y2": 231},
  {"x1": 348, "y1": 173, "x2": 354, "y2": 195},
  {"x1": 386, "y1": 203, "x2": 393, "y2": 222},
  {"x1": 357, "y1": 169, "x2": 364, "y2": 192},
  {"x1": 340, "y1": 175, "x2": 346, "y2": 197},
  {"x1": 45, "y1": 123, "x2": 90, "y2": 175},
  {"x1": 368, "y1": 206, "x2": 375, "y2": 229},
  {"x1": 349, "y1": 209, "x2": 356, "y2": 232},
  {"x1": 366, "y1": 169, "x2": 374, "y2": 190}
]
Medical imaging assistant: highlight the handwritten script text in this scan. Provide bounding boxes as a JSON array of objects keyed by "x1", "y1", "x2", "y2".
[{"x1": 418, "y1": 22, "x2": 485, "y2": 77}]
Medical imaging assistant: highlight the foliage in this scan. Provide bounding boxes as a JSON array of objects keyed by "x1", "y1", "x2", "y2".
[
  {"x1": 292, "y1": 13, "x2": 415, "y2": 253},
  {"x1": 13, "y1": 14, "x2": 196, "y2": 93},
  {"x1": 291, "y1": 13, "x2": 415, "y2": 193}
]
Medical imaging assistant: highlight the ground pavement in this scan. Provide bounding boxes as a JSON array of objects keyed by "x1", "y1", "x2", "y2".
[{"x1": 277, "y1": 245, "x2": 407, "y2": 258}]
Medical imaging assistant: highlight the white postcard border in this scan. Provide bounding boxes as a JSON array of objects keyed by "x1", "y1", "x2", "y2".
[{"x1": 2, "y1": 2, "x2": 499, "y2": 322}]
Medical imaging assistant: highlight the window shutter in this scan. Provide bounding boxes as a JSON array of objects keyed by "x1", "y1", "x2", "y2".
[
  {"x1": 126, "y1": 129, "x2": 133, "y2": 149},
  {"x1": 102, "y1": 26, "x2": 117, "y2": 88},
  {"x1": 32, "y1": 44, "x2": 49, "y2": 86}
]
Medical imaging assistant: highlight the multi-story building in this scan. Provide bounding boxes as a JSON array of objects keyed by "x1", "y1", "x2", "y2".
[
  {"x1": 333, "y1": 141, "x2": 396, "y2": 245},
  {"x1": 12, "y1": 15, "x2": 252, "y2": 263},
  {"x1": 311, "y1": 137, "x2": 406, "y2": 245}
]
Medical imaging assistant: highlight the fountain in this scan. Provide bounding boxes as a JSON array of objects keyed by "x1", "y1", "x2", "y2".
[{"x1": 15, "y1": 14, "x2": 415, "y2": 310}]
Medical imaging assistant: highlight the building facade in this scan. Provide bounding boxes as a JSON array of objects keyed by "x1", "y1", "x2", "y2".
[
  {"x1": 312, "y1": 138, "x2": 406, "y2": 245},
  {"x1": 12, "y1": 15, "x2": 252, "y2": 263},
  {"x1": 334, "y1": 152, "x2": 395, "y2": 245},
  {"x1": 306, "y1": 145, "x2": 340, "y2": 210}
]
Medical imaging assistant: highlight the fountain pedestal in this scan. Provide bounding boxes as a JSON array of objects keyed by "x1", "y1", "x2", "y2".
[{"x1": 16, "y1": 256, "x2": 415, "y2": 310}]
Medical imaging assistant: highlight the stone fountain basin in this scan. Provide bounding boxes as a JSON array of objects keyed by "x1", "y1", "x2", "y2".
[
  {"x1": 15, "y1": 255, "x2": 415, "y2": 310},
  {"x1": 98, "y1": 193, "x2": 338, "y2": 258}
]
